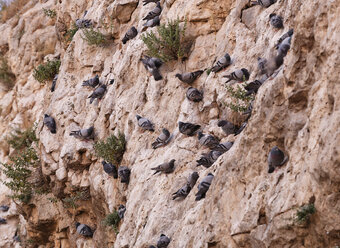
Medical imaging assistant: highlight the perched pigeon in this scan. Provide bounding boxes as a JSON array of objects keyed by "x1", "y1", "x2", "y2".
[
  {"x1": 257, "y1": 57, "x2": 268, "y2": 75},
  {"x1": 175, "y1": 70, "x2": 204, "y2": 84},
  {"x1": 151, "y1": 159, "x2": 175, "y2": 175},
  {"x1": 235, "y1": 122, "x2": 247, "y2": 135},
  {"x1": 275, "y1": 29, "x2": 294, "y2": 49},
  {"x1": 43, "y1": 114, "x2": 56, "y2": 134},
  {"x1": 140, "y1": 55, "x2": 163, "y2": 81},
  {"x1": 269, "y1": 13, "x2": 283, "y2": 29},
  {"x1": 0, "y1": 205, "x2": 9, "y2": 212},
  {"x1": 82, "y1": 75, "x2": 99, "y2": 88},
  {"x1": 268, "y1": 146, "x2": 288, "y2": 173},
  {"x1": 186, "y1": 87, "x2": 203, "y2": 102},
  {"x1": 195, "y1": 173, "x2": 214, "y2": 201},
  {"x1": 187, "y1": 172, "x2": 199, "y2": 189},
  {"x1": 75, "y1": 19, "x2": 92, "y2": 29},
  {"x1": 157, "y1": 234, "x2": 170, "y2": 248},
  {"x1": 223, "y1": 68, "x2": 250, "y2": 83},
  {"x1": 250, "y1": 0, "x2": 277, "y2": 8},
  {"x1": 0, "y1": 218, "x2": 6, "y2": 224},
  {"x1": 214, "y1": 141, "x2": 234, "y2": 153},
  {"x1": 70, "y1": 126, "x2": 94, "y2": 140},
  {"x1": 244, "y1": 79, "x2": 264, "y2": 96},
  {"x1": 75, "y1": 222, "x2": 94, "y2": 237},
  {"x1": 211, "y1": 53, "x2": 231, "y2": 72},
  {"x1": 151, "y1": 128, "x2": 171, "y2": 149},
  {"x1": 88, "y1": 84, "x2": 107, "y2": 104},
  {"x1": 196, "y1": 150, "x2": 223, "y2": 168},
  {"x1": 143, "y1": 2, "x2": 162, "y2": 21},
  {"x1": 217, "y1": 120, "x2": 237, "y2": 136},
  {"x1": 277, "y1": 36, "x2": 291, "y2": 57},
  {"x1": 118, "y1": 204, "x2": 126, "y2": 219},
  {"x1": 197, "y1": 132, "x2": 219, "y2": 149},
  {"x1": 172, "y1": 184, "x2": 191, "y2": 200},
  {"x1": 122, "y1": 26, "x2": 138, "y2": 44},
  {"x1": 51, "y1": 74, "x2": 58, "y2": 92},
  {"x1": 143, "y1": 16, "x2": 160, "y2": 31},
  {"x1": 118, "y1": 166, "x2": 131, "y2": 184},
  {"x1": 102, "y1": 161, "x2": 118, "y2": 179},
  {"x1": 136, "y1": 115, "x2": 155, "y2": 132},
  {"x1": 143, "y1": 0, "x2": 159, "y2": 6},
  {"x1": 178, "y1": 121, "x2": 201, "y2": 136}
]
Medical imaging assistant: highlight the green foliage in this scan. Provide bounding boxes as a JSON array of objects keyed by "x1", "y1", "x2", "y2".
[
  {"x1": 62, "y1": 188, "x2": 91, "y2": 209},
  {"x1": 7, "y1": 124, "x2": 38, "y2": 151},
  {"x1": 103, "y1": 210, "x2": 120, "y2": 233},
  {"x1": 33, "y1": 59, "x2": 61, "y2": 84},
  {"x1": 94, "y1": 132, "x2": 126, "y2": 165},
  {"x1": 206, "y1": 68, "x2": 212, "y2": 76},
  {"x1": 295, "y1": 203, "x2": 316, "y2": 224},
  {"x1": 81, "y1": 28, "x2": 110, "y2": 46},
  {"x1": 224, "y1": 85, "x2": 254, "y2": 113},
  {"x1": 0, "y1": 56, "x2": 16, "y2": 90},
  {"x1": 65, "y1": 23, "x2": 79, "y2": 42},
  {"x1": 141, "y1": 18, "x2": 187, "y2": 62},
  {"x1": 43, "y1": 8, "x2": 56, "y2": 18}
]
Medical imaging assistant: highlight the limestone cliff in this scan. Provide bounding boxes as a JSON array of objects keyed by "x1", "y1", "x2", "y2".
[{"x1": 0, "y1": 0, "x2": 339, "y2": 247}]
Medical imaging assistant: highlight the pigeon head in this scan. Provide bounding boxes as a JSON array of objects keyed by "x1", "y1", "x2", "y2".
[
  {"x1": 88, "y1": 126, "x2": 94, "y2": 134},
  {"x1": 207, "y1": 173, "x2": 214, "y2": 176},
  {"x1": 101, "y1": 84, "x2": 107, "y2": 90},
  {"x1": 160, "y1": 234, "x2": 166, "y2": 237},
  {"x1": 197, "y1": 131, "x2": 203, "y2": 139},
  {"x1": 75, "y1": 222, "x2": 80, "y2": 228},
  {"x1": 44, "y1": 114, "x2": 49, "y2": 118},
  {"x1": 287, "y1": 29, "x2": 294, "y2": 36},
  {"x1": 217, "y1": 120, "x2": 228, "y2": 127},
  {"x1": 170, "y1": 159, "x2": 176, "y2": 164},
  {"x1": 156, "y1": 1, "x2": 161, "y2": 7},
  {"x1": 178, "y1": 121, "x2": 184, "y2": 127},
  {"x1": 118, "y1": 204, "x2": 125, "y2": 210},
  {"x1": 268, "y1": 166, "x2": 275, "y2": 173},
  {"x1": 175, "y1": 73, "x2": 181, "y2": 78},
  {"x1": 136, "y1": 115, "x2": 141, "y2": 120},
  {"x1": 102, "y1": 161, "x2": 107, "y2": 166},
  {"x1": 162, "y1": 128, "x2": 170, "y2": 136},
  {"x1": 241, "y1": 68, "x2": 250, "y2": 81},
  {"x1": 269, "y1": 13, "x2": 276, "y2": 19}
]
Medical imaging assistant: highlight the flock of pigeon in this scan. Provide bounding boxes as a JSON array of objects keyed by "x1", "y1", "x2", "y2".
[{"x1": 2, "y1": 0, "x2": 291, "y2": 246}]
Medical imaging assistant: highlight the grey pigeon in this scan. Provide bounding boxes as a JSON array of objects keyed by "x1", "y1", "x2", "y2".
[
  {"x1": 186, "y1": 87, "x2": 203, "y2": 102},
  {"x1": 157, "y1": 234, "x2": 170, "y2": 248},
  {"x1": 268, "y1": 146, "x2": 288, "y2": 173},
  {"x1": 75, "y1": 222, "x2": 93, "y2": 237},
  {"x1": 51, "y1": 74, "x2": 58, "y2": 92},
  {"x1": 223, "y1": 68, "x2": 250, "y2": 83},
  {"x1": 172, "y1": 184, "x2": 191, "y2": 200},
  {"x1": 244, "y1": 79, "x2": 264, "y2": 96},
  {"x1": 275, "y1": 29, "x2": 293, "y2": 49},
  {"x1": 118, "y1": 166, "x2": 131, "y2": 184},
  {"x1": 122, "y1": 26, "x2": 138, "y2": 44},
  {"x1": 269, "y1": 13, "x2": 283, "y2": 29},
  {"x1": 175, "y1": 70, "x2": 204, "y2": 84},
  {"x1": 250, "y1": 0, "x2": 277, "y2": 8},
  {"x1": 187, "y1": 172, "x2": 199, "y2": 189},
  {"x1": 70, "y1": 126, "x2": 94, "y2": 140},
  {"x1": 211, "y1": 53, "x2": 231, "y2": 72},
  {"x1": 235, "y1": 122, "x2": 247, "y2": 135},
  {"x1": 151, "y1": 159, "x2": 175, "y2": 175},
  {"x1": 178, "y1": 121, "x2": 201, "y2": 136},
  {"x1": 136, "y1": 115, "x2": 155, "y2": 132},
  {"x1": 277, "y1": 36, "x2": 291, "y2": 58},
  {"x1": 196, "y1": 150, "x2": 223, "y2": 168},
  {"x1": 214, "y1": 141, "x2": 234, "y2": 153},
  {"x1": 143, "y1": 0, "x2": 159, "y2": 6},
  {"x1": 197, "y1": 131, "x2": 219, "y2": 149},
  {"x1": 82, "y1": 75, "x2": 99, "y2": 88},
  {"x1": 195, "y1": 173, "x2": 214, "y2": 201},
  {"x1": 140, "y1": 55, "x2": 163, "y2": 81},
  {"x1": 151, "y1": 128, "x2": 171, "y2": 149},
  {"x1": 257, "y1": 57, "x2": 267, "y2": 75},
  {"x1": 0, "y1": 205, "x2": 9, "y2": 212},
  {"x1": 217, "y1": 120, "x2": 237, "y2": 136},
  {"x1": 143, "y1": 2, "x2": 162, "y2": 21},
  {"x1": 118, "y1": 204, "x2": 126, "y2": 219},
  {"x1": 75, "y1": 19, "x2": 92, "y2": 29},
  {"x1": 0, "y1": 218, "x2": 6, "y2": 224},
  {"x1": 143, "y1": 16, "x2": 160, "y2": 31},
  {"x1": 88, "y1": 84, "x2": 107, "y2": 104},
  {"x1": 102, "y1": 161, "x2": 118, "y2": 179},
  {"x1": 44, "y1": 114, "x2": 56, "y2": 134}
]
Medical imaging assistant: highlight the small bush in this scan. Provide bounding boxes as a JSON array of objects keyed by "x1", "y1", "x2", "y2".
[
  {"x1": 224, "y1": 85, "x2": 254, "y2": 113},
  {"x1": 295, "y1": 203, "x2": 316, "y2": 224},
  {"x1": 43, "y1": 8, "x2": 56, "y2": 19},
  {"x1": 62, "y1": 188, "x2": 91, "y2": 209},
  {"x1": 65, "y1": 23, "x2": 79, "y2": 42},
  {"x1": 7, "y1": 125, "x2": 38, "y2": 151},
  {"x1": 0, "y1": 0, "x2": 30, "y2": 22},
  {"x1": 33, "y1": 59, "x2": 61, "y2": 84},
  {"x1": 94, "y1": 132, "x2": 126, "y2": 165},
  {"x1": 141, "y1": 18, "x2": 187, "y2": 62},
  {"x1": 103, "y1": 210, "x2": 120, "y2": 233},
  {"x1": 81, "y1": 28, "x2": 110, "y2": 46},
  {"x1": 0, "y1": 56, "x2": 16, "y2": 90}
]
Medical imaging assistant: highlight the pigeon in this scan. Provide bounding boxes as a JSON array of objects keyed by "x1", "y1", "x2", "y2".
[
  {"x1": 0, "y1": 205, "x2": 9, "y2": 212},
  {"x1": 75, "y1": 222, "x2": 94, "y2": 237},
  {"x1": 51, "y1": 74, "x2": 58, "y2": 92},
  {"x1": 275, "y1": 29, "x2": 293, "y2": 49},
  {"x1": 143, "y1": 0, "x2": 159, "y2": 6},
  {"x1": 88, "y1": 84, "x2": 107, "y2": 104},
  {"x1": 102, "y1": 161, "x2": 118, "y2": 179},
  {"x1": 157, "y1": 234, "x2": 170, "y2": 248},
  {"x1": 187, "y1": 172, "x2": 199, "y2": 188},
  {"x1": 186, "y1": 87, "x2": 203, "y2": 102},
  {"x1": 277, "y1": 36, "x2": 291, "y2": 57},
  {"x1": 140, "y1": 55, "x2": 163, "y2": 81},
  {"x1": 217, "y1": 120, "x2": 237, "y2": 136},
  {"x1": 250, "y1": 0, "x2": 277, "y2": 8},
  {"x1": 172, "y1": 184, "x2": 191, "y2": 200},
  {"x1": 223, "y1": 68, "x2": 250, "y2": 83},
  {"x1": 269, "y1": 13, "x2": 283, "y2": 29},
  {"x1": 70, "y1": 126, "x2": 94, "y2": 140},
  {"x1": 122, "y1": 26, "x2": 138, "y2": 44},
  {"x1": 151, "y1": 128, "x2": 171, "y2": 149},
  {"x1": 214, "y1": 141, "x2": 234, "y2": 153},
  {"x1": 43, "y1": 114, "x2": 56, "y2": 134},
  {"x1": 178, "y1": 121, "x2": 201, "y2": 136},
  {"x1": 243, "y1": 100, "x2": 254, "y2": 117},
  {"x1": 257, "y1": 57, "x2": 268, "y2": 75},
  {"x1": 196, "y1": 150, "x2": 223, "y2": 168},
  {"x1": 82, "y1": 75, "x2": 99, "y2": 88},
  {"x1": 118, "y1": 204, "x2": 126, "y2": 219},
  {"x1": 75, "y1": 19, "x2": 92, "y2": 29},
  {"x1": 136, "y1": 115, "x2": 155, "y2": 132},
  {"x1": 13, "y1": 230, "x2": 20, "y2": 242},
  {"x1": 143, "y1": 16, "x2": 160, "y2": 31},
  {"x1": 195, "y1": 173, "x2": 214, "y2": 201},
  {"x1": 151, "y1": 159, "x2": 175, "y2": 175},
  {"x1": 175, "y1": 70, "x2": 204, "y2": 84},
  {"x1": 197, "y1": 132, "x2": 219, "y2": 149},
  {"x1": 235, "y1": 122, "x2": 247, "y2": 135},
  {"x1": 244, "y1": 79, "x2": 264, "y2": 96},
  {"x1": 143, "y1": 2, "x2": 162, "y2": 21},
  {"x1": 268, "y1": 146, "x2": 288, "y2": 173},
  {"x1": 211, "y1": 53, "x2": 231, "y2": 72},
  {"x1": 0, "y1": 218, "x2": 6, "y2": 224},
  {"x1": 118, "y1": 166, "x2": 131, "y2": 184}
]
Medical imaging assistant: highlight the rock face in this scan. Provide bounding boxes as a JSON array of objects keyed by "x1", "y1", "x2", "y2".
[{"x1": 0, "y1": 0, "x2": 339, "y2": 247}]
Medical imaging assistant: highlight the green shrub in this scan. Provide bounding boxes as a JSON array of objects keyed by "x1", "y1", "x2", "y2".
[
  {"x1": 103, "y1": 210, "x2": 120, "y2": 233},
  {"x1": 141, "y1": 18, "x2": 187, "y2": 62},
  {"x1": 94, "y1": 132, "x2": 126, "y2": 165},
  {"x1": 7, "y1": 125, "x2": 38, "y2": 151},
  {"x1": 62, "y1": 188, "x2": 91, "y2": 209},
  {"x1": 43, "y1": 8, "x2": 56, "y2": 18},
  {"x1": 295, "y1": 203, "x2": 316, "y2": 224},
  {"x1": 0, "y1": 56, "x2": 16, "y2": 90},
  {"x1": 33, "y1": 59, "x2": 61, "y2": 84},
  {"x1": 81, "y1": 28, "x2": 110, "y2": 46},
  {"x1": 224, "y1": 85, "x2": 254, "y2": 113},
  {"x1": 65, "y1": 22, "x2": 79, "y2": 42}
]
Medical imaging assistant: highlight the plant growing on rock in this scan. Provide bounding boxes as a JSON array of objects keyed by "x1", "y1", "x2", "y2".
[
  {"x1": 81, "y1": 28, "x2": 111, "y2": 46},
  {"x1": 103, "y1": 210, "x2": 120, "y2": 233},
  {"x1": 94, "y1": 132, "x2": 126, "y2": 165},
  {"x1": 62, "y1": 188, "x2": 91, "y2": 209},
  {"x1": 141, "y1": 18, "x2": 187, "y2": 62},
  {"x1": 33, "y1": 59, "x2": 61, "y2": 84},
  {"x1": 65, "y1": 22, "x2": 79, "y2": 42},
  {"x1": 7, "y1": 124, "x2": 38, "y2": 150},
  {"x1": 0, "y1": 56, "x2": 16, "y2": 90},
  {"x1": 295, "y1": 203, "x2": 316, "y2": 224},
  {"x1": 224, "y1": 85, "x2": 254, "y2": 113},
  {"x1": 43, "y1": 8, "x2": 56, "y2": 18}
]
